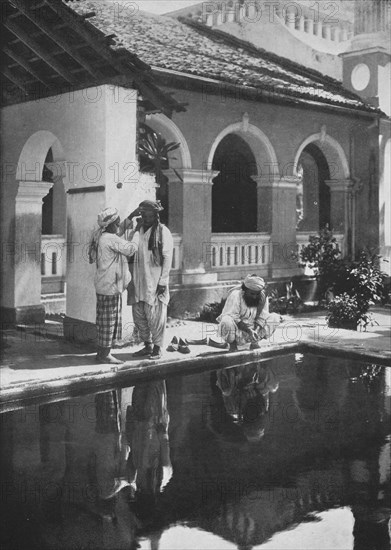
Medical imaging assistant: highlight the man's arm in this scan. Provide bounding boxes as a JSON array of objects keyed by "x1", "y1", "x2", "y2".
[
  {"x1": 221, "y1": 291, "x2": 242, "y2": 323},
  {"x1": 158, "y1": 227, "x2": 174, "y2": 287},
  {"x1": 255, "y1": 296, "x2": 270, "y2": 327},
  {"x1": 110, "y1": 232, "x2": 139, "y2": 257}
]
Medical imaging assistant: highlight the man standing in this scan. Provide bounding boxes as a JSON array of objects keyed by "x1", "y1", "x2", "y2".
[
  {"x1": 215, "y1": 274, "x2": 281, "y2": 352},
  {"x1": 89, "y1": 207, "x2": 140, "y2": 365},
  {"x1": 124, "y1": 200, "x2": 173, "y2": 360}
]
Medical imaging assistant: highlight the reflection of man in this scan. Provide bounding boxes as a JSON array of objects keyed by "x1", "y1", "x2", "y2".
[
  {"x1": 123, "y1": 201, "x2": 173, "y2": 360},
  {"x1": 216, "y1": 363, "x2": 279, "y2": 442},
  {"x1": 125, "y1": 381, "x2": 172, "y2": 512},
  {"x1": 216, "y1": 274, "x2": 281, "y2": 352},
  {"x1": 89, "y1": 207, "x2": 140, "y2": 364}
]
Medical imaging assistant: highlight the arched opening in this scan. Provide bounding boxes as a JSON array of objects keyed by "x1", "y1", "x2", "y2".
[
  {"x1": 40, "y1": 145, "x2": 67, "y2": 296},
  {"x1": 296, "y1": 143, "x2": 331, "y2": 231},
  {"x1": 211, "y1": 134, "x2": 257, "y2": 233},
  {"x1": 139, "y1": 115, "x2": 190, "y2": 227}
]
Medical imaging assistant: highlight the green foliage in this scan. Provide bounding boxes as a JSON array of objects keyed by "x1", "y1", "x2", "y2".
[
  {"x1": 198, "y1": 299, "x2": 226, "y2": 323},
  {"x1": 300, "y1": 229, "x2": 386, "y2": 330},
  {"x1": 138, "y1": 123, "x2": 180, "y2": 176},
  {"x1": 298, "y1": 226, "x2": 346, "y2": 296},
  {"x1": 269, "y1": 283, "x2": 304, "y2": 314}
]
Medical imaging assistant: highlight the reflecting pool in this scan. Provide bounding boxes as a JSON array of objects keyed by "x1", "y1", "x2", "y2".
[{"x1": 1, "y1": 354, "x2": 390, "y2": 549}]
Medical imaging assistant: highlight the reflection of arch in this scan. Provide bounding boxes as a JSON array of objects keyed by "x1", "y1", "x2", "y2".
[
  {"x1": 207, "y1": 122, "x2": 278, "y2": 175},
  {"x1": 145, "y1": 113, "x2": 191, "y2": 169},
  {"x1": 293, "y1": 133, "x2": 350, "y2": 180},
  {"x1": 16, "y1": 130, "x2": 65, "y2": 181}
]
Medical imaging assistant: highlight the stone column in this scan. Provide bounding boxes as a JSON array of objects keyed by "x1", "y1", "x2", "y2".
[
  {"x1": 253, "y1": 176, "x2": 299, "y2": 278},
  {"x1": 13, "y1": 181, "x2": 53, "y2": 323},
  {"x1": 163, "y1": 168, "x2": 219, "y2": 285}
]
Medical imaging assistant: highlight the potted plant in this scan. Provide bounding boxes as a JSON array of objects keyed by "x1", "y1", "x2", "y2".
[
  {"x1": 297, "y1": 226, "x2": 347, "y2": 300},
  {"x1": 138, "y1": 123, "x2": 180, "y2": 223}
]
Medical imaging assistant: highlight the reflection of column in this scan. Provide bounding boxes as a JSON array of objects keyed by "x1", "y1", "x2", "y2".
[
  {"x1": 163, "y1": 168, "x2": 218, "y2": 284},
  {"x1": 14, "y1": 181, "x2": 53, "y2": 323},
  {"x1": 253, "y1": 176, "x2": 299, "y2": 277},
  {"x1": 325, "y1": 179, "x2": 352, "y2": 236}
]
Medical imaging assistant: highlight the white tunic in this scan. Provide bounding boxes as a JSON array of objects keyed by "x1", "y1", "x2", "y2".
[
  {"x1": 125, "y1": 225, "x2": 173, "y2": 306},
  {"x1": 217, "y1": 288, "x2": 270, "y2": 328},
  {"x1": 94, "y1": 232, "x2": 139, "y2": 295}
]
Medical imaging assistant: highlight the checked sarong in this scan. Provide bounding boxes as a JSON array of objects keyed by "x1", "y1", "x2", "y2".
[{"x1": 96, "y1": 294, "x2": 122, "y2": 348}]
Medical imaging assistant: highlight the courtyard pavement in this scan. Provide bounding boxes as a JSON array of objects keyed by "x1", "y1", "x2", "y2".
[{"x1": 1, "y1": 307, "x2": 390, "y2": 412}]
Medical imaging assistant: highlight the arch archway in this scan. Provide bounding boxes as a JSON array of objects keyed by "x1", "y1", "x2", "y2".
[
  {"x1": 293, "y1": 132, "x2": 350, "y2": 181},
  {"x1": 143, "y1": 114, "x2": 191, "y2": 224},
  {"x1": 208, "y1": 121, "x2": 278, "y2": 233},
  {"x1": 296, "y1": 143, "x2": 331, "y2": 231},
  {"x1": 16, "y1": 130, "x2": 67, "y2": 299},
  {"x1": 212, "y1": 134, "x2": 258, "y2": 233},
  {"x1": 16, "y1": 130, "x2": 65, "y2": 181},
  {"x1": 207, "y1": 121, "x2": 278, "y2": 175}
]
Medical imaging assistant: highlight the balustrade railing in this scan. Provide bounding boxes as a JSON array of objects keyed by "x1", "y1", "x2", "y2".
[{"x1": 210, "y1": 233, "x2": 271, "y2": 269}]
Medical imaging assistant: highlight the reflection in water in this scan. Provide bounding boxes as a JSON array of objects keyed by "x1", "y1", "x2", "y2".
[
  {"x1": 0, "y1": 355, "x2": 390, "y2": 550},
  {"x1": 215, "y1": 363, "x2": 279, "y2": 442},
  {"x1": 125, "y1": 380, "x2": 173, "y2": 513}
]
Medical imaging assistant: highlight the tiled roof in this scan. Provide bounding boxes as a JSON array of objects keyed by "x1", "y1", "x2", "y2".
[{"x1": 68, "y1": 0, "x2": 380, "y2": 114}]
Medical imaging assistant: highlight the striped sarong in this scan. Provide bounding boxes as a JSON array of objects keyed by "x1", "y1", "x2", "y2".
[{"x1": 96, "y1": 293, "x2": 122, "y2": 348}]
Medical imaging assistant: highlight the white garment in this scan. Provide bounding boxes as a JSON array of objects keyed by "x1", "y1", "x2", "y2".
[
  {"x1": 217, "y1": 288, "x2": 270, "y2": 328},
  {"x1": 125, "y1": 225, "x2": 173, "y2": 306},
  {"x1": 94, "y1": 232, "x2": 139, "y2": 295}
]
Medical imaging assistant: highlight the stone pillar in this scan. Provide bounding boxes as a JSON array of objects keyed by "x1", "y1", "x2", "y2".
[
  {"x1": 253, "y1": 176, "x2": 299, "y2": 278},
  {"x1": 305, "y1": 17, "x2": 314, "y2": 35},
  {"x1": 298, "y1": 16, "x2": 305, "y2": 32},
  {"x1": 13, "y1": 181, "x2": 53, "y2": 323},
  {"x1": 163, "y1": 168, "x2": 219, "y2": 285},
  {"x1": 285, "y1": 6, "x2": 296, "y2": 29},
  {"x1": 325, "y1": 179, "x2": 352, "y2": 235},
  {"x1": 332, "y1": 27, "x2": 340, "y2": 42},
  {"x1": 315, "y1": 20, "x2": 323, "y2": 38}
]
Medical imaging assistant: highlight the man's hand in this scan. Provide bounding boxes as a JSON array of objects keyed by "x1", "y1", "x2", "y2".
[
  {"x1": 157, "y1": 284, "x2": 166, "y2": 296},
  {"x1": 128, "y1": 207, "x2": 140, "y2": 220},
  {"x1": 247, "y1": 328, "x2": 259, "y2": 342}
]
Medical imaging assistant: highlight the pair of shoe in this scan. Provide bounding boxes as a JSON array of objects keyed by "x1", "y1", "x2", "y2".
[
  {"x1": 133, "y1": 345, "x2": 162, "y2": 360},
  {"x1": 166, "y1": 336, "x2": 190, "y2": 354}
]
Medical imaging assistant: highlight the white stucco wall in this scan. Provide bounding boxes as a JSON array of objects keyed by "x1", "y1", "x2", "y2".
[{"x1": 1, "y1": 85, "x2": 155, "y2": 324}]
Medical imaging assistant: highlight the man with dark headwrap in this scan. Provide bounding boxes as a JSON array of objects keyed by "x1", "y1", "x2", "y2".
[
  {"x1": 89, "y1": 207, "x2": 141, "y2": 364},
  {"x1": 215, "y1": 274, "x2": 282, "y2": 352},
  {"x1": 122, "y1": 200, "x2": 173, "y2": 360}
]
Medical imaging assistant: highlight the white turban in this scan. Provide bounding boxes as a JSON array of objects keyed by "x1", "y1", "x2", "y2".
[
  {"x1": 97, "y1": 207, "x2": 119, "y2": 228},
  {"x1": 89, "y1": 207, "x2": 119, "y2": 264},
  {"x1": 243, "y1": 275, "x2": 265, "y2": 292}
]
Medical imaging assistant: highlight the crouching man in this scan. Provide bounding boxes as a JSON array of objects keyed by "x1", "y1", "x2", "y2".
[
  {"x1": 216, "y1": 274, "x2": 281, "y2": 352},
  {"x1": 89, "y1": 207, "x2": 141, "y2": 365}
]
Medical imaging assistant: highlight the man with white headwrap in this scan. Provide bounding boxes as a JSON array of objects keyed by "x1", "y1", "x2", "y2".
[
  {"x1": 215, "y1": 274, "x2": 281, "y2": 352},
  {"x1": 89, "y1": 207, "x2": 141, "y2": 364}
]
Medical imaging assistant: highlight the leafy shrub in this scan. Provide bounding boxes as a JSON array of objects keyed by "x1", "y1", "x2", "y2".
[
  {"x1": 198, "y1": 299, "x2": 226, "y2": 323},
  {"x1": 300, "y1": 228, "x2": 386, "y2": 330}
]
